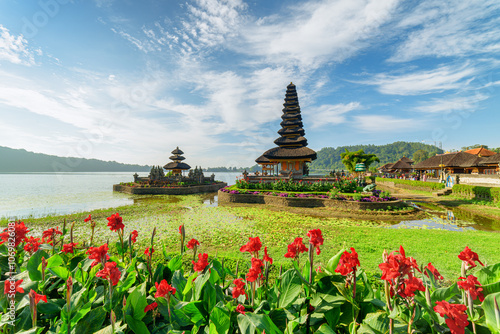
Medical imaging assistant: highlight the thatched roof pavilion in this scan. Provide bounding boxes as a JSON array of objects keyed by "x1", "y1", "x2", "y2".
[{"x1": 164, "y1": 147, "x2": 191, "y2": 175}]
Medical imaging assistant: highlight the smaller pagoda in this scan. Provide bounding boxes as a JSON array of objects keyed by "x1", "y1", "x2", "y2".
[{"x1": 163, "y1": 147, "x2": 191, "y2": 176}]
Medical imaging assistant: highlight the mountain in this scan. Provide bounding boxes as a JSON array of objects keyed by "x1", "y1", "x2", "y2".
[
  {"x1": 310, "y1": 141, "x2": 443, "y2": 171},
  {"x1": 0, "y1": 146, "x2": 151, "y2": 172}
]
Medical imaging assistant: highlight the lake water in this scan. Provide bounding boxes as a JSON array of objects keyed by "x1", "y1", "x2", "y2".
[{"x1": 0, "y1": 172, "x2": 241, "y2": 219}]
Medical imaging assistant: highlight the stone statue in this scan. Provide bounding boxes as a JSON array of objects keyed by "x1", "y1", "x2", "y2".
[{"x1": 363, "y1": 183, "x2": 376, "y2": 193}]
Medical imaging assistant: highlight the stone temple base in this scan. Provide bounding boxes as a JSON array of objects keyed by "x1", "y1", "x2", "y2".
[{"x1": 113, "y1": 182, "x2": 227, "y2": 195}]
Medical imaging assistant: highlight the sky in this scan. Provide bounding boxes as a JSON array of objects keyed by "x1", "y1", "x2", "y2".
[{"x1": 0, "y1": 0, "x2": 499, "y2": 168}]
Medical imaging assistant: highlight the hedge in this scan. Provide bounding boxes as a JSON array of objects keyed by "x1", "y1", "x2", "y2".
[
  {"x1": 452, "y1": 184, "x2": 500, "y2": 202},
  {"x1": 376, "y1": 177, "x2": 445, "y2": 191}
]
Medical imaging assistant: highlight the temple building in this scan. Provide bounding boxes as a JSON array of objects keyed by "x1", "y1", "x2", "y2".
[
  {"x1": 257, "y1": 83, "x2": 317, "y2": 177},
  {"x1": 164, "y1": 147, "x2": 191, "y2": 176}
]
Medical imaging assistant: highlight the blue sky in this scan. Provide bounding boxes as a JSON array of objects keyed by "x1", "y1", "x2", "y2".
[{"x1": 0, "y1": 0, "x2": 499, "y2": 167}]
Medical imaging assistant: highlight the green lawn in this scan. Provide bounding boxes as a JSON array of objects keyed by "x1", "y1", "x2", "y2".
[{"x1": 4, "y1": 194, "x2": 499, "y2": 283}]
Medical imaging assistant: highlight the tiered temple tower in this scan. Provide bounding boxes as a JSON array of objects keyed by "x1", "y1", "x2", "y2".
[
  {"x1": 163, "y1": 147, "x2": 191, "y2": 175},
  {"x1": 259, "y1": 83, "x2": 316, "y2": 176}
]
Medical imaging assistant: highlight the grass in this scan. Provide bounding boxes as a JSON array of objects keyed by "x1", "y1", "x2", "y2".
[{"x1": 3, "y1": 193, "x2": 499, "y2": 283}]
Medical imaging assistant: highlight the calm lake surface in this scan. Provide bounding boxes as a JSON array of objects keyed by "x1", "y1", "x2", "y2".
[{"x1": 0, "y1": 172, "x2": 241, "y2": 219}]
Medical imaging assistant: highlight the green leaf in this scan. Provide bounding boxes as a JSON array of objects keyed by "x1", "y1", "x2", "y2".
[
  {"x1": 326, "y1": 249, "x2": 345, "y2": 274},
  {"x1": 48, "y1": 266, "x2": 69, "y2": 280},
  {"x1": 172, "y1": 270, "x2": 187, "y2": 300},
  {"x1": 278, "y1": 270, "x2": 302, "y2": 309},
  {"x1": 237, "y1": 313, "x2": 283, "y2": 334},
  {"x1": 44, "y1": 254, "x2": 64, "y2": 269},
  {"x1": 358, "y1": 312, "x2": 390, "y2": 334},
  {"x1": 37, "y1": 301, "x2": 62, "y2": 315},
  {"x1": 431, "y1": 283, "x2": 459, "y2": 303},
  {"x1": 167, "y1": 254, "x2": 184, "y2": 272},
  {"x1": 27, "y1": 250, "x2": 48, "y2": 281},
  {"x1": 208, "y1": 302, "x2": 231, "y2": 334},
  {"x1": 115, "y1": 271, "x2": 136, "y2": 295},
  {"x1": 476, "y1": 263, "x2": 500, "y2": 285},
  {"x1": 176, "y1": 301, "x2": 207, "y2": 326},
  {"x1": 74, "y1": 306, "x2": 107, "y2": 334},
  {"x1": 316, "y1": 323, "x2": 336, "y2": 334},
  {"x1": 194, "y1": 271, "x2": 211, "y2": 301},
  {"x1": 125, "y1": 282, "x2": 148, "y2": 321},
  {"x1": 126, "y1": 315, "x2": 151, "y2": 334},
  {"x1": 482, "y1": 292, "x2": 500, "y2": 333}
]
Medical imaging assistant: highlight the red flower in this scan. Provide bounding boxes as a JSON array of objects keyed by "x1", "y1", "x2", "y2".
[
  {"x1": 284, "y1": 237, "x2": 308, "y2": 260},
  {"x1": 144, "y1": 302, "x2": 158, "y2": 313},
  {"x1": 187, "y1": 238, "x2": 200, "y2": 250},
  {"x1": 236, "y1": 304, "x2": 246, "y2": 315},
  {"x1": 144, "y1": 247, "x2": 154, "y2": 256},
  {"x1": 192, "y1": 253, "x2": 209, "y2": 272},
  {"x1": 29, "y1": 289, "x2": 47, "y2": 304},
  {"x1": 130, "y1": 230, "x2": 138, "y2": 243},
  {"x1": 379, "y1": 246, "x2": 420, "y2": 281},
  {"x1": 424, "y1": 262, "x2": 444, "y2": 281},
  {"x1": 335, "y1": 247, "x2": 360, "y2": 276},
  {"x1": 107, "y1": 213, "x2": 124, "y2": 232},
  {"x1": 263, "y1": 246, "x2": 273, "y2": 265},
  {"x1": 24, "y1": 237, "x2": 42, "y2": 254},
  {"x1": 458, "y1": 246, "x2": 484, "y2": 269},
  {"x1": 96, "y1": 261, "x2": 121, "y2": 286},
  {"x1": 232, "y1": 278, "x2": 247, "y2": 299},
  {"x1": 434, "y1": 301, "x2": 469, "y2": 334},
  {"x1": 398, "y1": 275, "x2": 425, "y2": 298},
  {"x1": 62, "y1": 242, "x2": 78, "y2": 254},
  {"x1": 0, "y1": 221, "x2": 30, "y2": 247},
  {"x1": 246, "y1": 257, "x2": 264, "y2": 283},
  {"x1": 84, "y1": 214, "x2": 92, "y2": 222},
  {"x1": 307, "y1": 229, "x2": 324, "y2": 255},
  {"x1": 4, "y1": 279, "x2": 24, "y2": 296},
  {"x1": 240, "y1": 237, "x2": 262, "y2": 257},
  {"x1": 155, "y1": 279, "x2": 176, "y2": 298},
  {"x1": 86, "y1": 244, "x2": 109, "y2": 267},
  {"x1": 458, "y1": 275, "x2": 484, "y2": 302},
  {"x1": 42, "y1": 227, "x2": 63, "y2": 242}
]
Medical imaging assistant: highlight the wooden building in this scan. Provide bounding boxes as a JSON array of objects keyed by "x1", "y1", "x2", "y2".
[
  {"x1": 163, "y1": 147, "x2": 191, "y2": 175},
  {"x1": 258, "y1": 83, "x2": 317, "y2": 177}
]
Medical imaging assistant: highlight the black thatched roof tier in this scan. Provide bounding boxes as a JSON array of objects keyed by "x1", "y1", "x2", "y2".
[
  {"x1": 255, "y1": 155, "x2": 271, "y2": 163},
  {"x1": 274, "y1": 136, "x2": 308, "y2": 146},
  {"x1": 169, "y1": 155, "x2": 185, "y2": 161},
  {"x1": 263, "y1": 146, "x2": 317, "y2": 160},
  {"x1": 378, "y1": 163, "x2": 394, "y2": 171},
  {"x1": 278, "y1": 127, "x2": 305, "y2": 136},
  {"x1": 281, "y1": 112, "x2": 301, "y2": 120},
  {"x1": 480, "y1": 154, "x2": 500, "y2": 164},
  {"x1": 171, "y1": 147, "x2": 184, "y2": 155},
  {"x1": 390, "y1": 160, "x2": 413, "y2": 170},
  {"x1": 400, "y1": 156, "x2": 414, "y2": 164},
  {"x1": 163, "y1": 162, "x2": 191, "y2": 170},
  {"x1": 280, "y1": 120, "x2": 303, "y2": 127},
  {"x1": 413, "y1": 152, "x2": 480, "y2": 169}
]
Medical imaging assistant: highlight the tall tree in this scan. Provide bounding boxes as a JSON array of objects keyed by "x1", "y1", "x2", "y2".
[
  {"x1": 340, "y1": 149, "x2": 380, "y2": 172},
  {"x1": 412, "y1": 150, "x2": 429, "y2": 163}
]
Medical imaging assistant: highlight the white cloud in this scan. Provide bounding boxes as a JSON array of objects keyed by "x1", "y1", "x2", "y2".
[
  {"x1": 310, "y1": 102, "x2": 362, "y2": 128},
  {"x1": 414, "y1": 93, "x2": 488, "y2": 114},
  {"x1": 390, "y1": 0, "x2": 500, "y2": 62},
  {"x1": 0, "y1": 25, "x2": 35, "y2": 65},
  {"x1": 358, "y1": 63, "x2": 476, "y2": 95},
  {"x1": 352, "y1": 115, "x2": 424, "y2": 132}
]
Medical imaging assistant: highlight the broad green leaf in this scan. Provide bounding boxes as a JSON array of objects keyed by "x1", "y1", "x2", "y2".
[
  {"x1": 115, "y1": 271, "x2": 136, "y2": 295},
  {"x1": 126, "y1": 315, "x2": 151, "y2": 334},
  {"x1": 125, "y1": 282, "x2": 148, "y2": 321},
  {"x1": 27, "y1": 250, "x2": 48, "y2": 281},
  {"x1": 44, "y1": 254, "x2": 64, "y2": 269},
  {"x1": 431, "y1": 283, "x2": 459, "y2": 303},
  {"x1": 37, "y1": 301, "x2": 62, "y2": 315},
  {"x1": 357, "y1": 312, "x2": 390, "y2": 334},
  {"x1": 167, "y1": 254, "x2": 184, "y2": 272},
  {"x1": 176, "y1": 301, "x2": 207, "y2": 326},
  {"x1": 316, "y1": 323, "x2": 336, "y2": 334},
  {"x1": 49, "y1": 266, "x2": 69, "y2": 280},
  {"x1": 172, "y1": 270, "x2": 187, "y2": 300},
  {"x1": 326, "y1": 249, "x2": 345, "y2": 274},
  {"x1": 482, "y1": 292, "x2": 500, "y2": 333},
  {"x1": 237, "y1": 313, "x2": 283, "y2": 334},
  {"x1": 476, "y1": 263, "x2": 500, "y2": 286},
  {"x1": 74, "y1": 306, "x2": 107, "y2": 334},
  {"x1": 208, "y1": 302, "x2": 230, "y2": 334},
  {"x1": 194, "y1": 271, "x2": 211, "y2": 301},
  {"x1": 278, "y1": 270, "x2": 302, "y2": 309}
]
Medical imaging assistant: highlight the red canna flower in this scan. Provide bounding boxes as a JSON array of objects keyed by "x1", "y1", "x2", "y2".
[
  {"x1": 307, "y1": 229, "x2": 323, "y2": 255},
  {"x1": 236, "y1": 304, "x2": 246, "y2": 315},
  {"x1": 263, "y1": 246, "x2": 273, "y2": 265},
  {"x1": 96, "y1": 261, "x2": 121, "y2": 286},
  {"x1": 232, "y1": 278, "x2": 247, "y2": 299},
  {"x1": 284, "y1": 237, "x2": 308, "y2": 260},
  {"x1": 335, "y1": 247, "x2": 360, "y2": 276},
  {"x1": 0, "y1": 221, "x2": 30, "y2": 247},
  {"x1": 86, "y1": 244, "x2": 110, "y2": 267},
  {"x1": 144, "y1": 302, "x2": 158, "y2": 313},
  {"x1": 379, "y1": 245, "x2": 420, "y2": 281},
  {"x1": 155, "y1": 279, "x2": 176, "y2": 298},
  {"x1": 240, "y1": 237, "x2": 262, "y2": 257},
  {"x1": 424, "y1": 262, "x2": 444, "y2": 281},
  {"x1": 246, "y1": 257, "x2": 264, "y2": 282},
  {"x1": 398, "y1": 275, "x2": 425, "y2": 298},
  {"x1": 458, "y1": 275, "x2": 484, "y2": 302},
  {"x1": 458, "y1": 246, "x2": 484, "y2": 269},
  {"x1": 434, "y1": 301, "x2": 469, "y2": 334},
  {"x1": 24, "y1": 237, "x2": 42, "y2": 254},
  {"x1": 130, "y1": 230, "x2": 138, "y2": 243},
  {"x1": 29, "y1": 289, "x2": 47, "y2": 304},
  {"x1": 84, "y1": 214, "x2": 92, "y2": 222},
  {"x1": 42, "y1": 227, "x2": 63, "y2": 242},
  {"x1": 144, "y1": 247, "x2": 154, "y2": 256},
  {"x1": 106, "y1": 213, "x2": 124, "y2": 232},
  {"x1": 187, "y1": 238, "x2": 200, "y2": 250},
  {"x1": 62, "y1": 242, "x2": 78, "y2": 254},
  {"x1": 4, "y1": 279, "x2": 24, "y2": 296},
  {"x1": 192, "y1": 253, "x2": 209, "y2": 272}
]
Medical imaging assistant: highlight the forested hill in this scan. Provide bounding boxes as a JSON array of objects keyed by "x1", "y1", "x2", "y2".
[
  {"x1": 0, "y1": 146, "x2": 151, "y2": 172},
  {"x1": 310, "y1": 141, "x2": 442, "y2": 171}
]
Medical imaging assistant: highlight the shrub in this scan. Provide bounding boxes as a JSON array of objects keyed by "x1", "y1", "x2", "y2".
[
  {"x1": 376, "y1": 177, "x2": 445, "y2": 191},
  {"x1": 452, "y1": 184, "x2": 495, "y2": 201}
]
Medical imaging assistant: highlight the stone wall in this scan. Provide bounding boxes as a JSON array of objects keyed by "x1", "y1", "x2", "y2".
[
  {"x1": 218, "y1": 190, "x2": 407, "y2": 211},
  {"x1": 113, "y1": 182, "x2": 227, "y2": 195},
  {"x1": 376, "y1": 181, "x2": 438, "y2": 192},
  {"x1": 456, "y1": 174, "x2": 500, "y2": 187}
]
